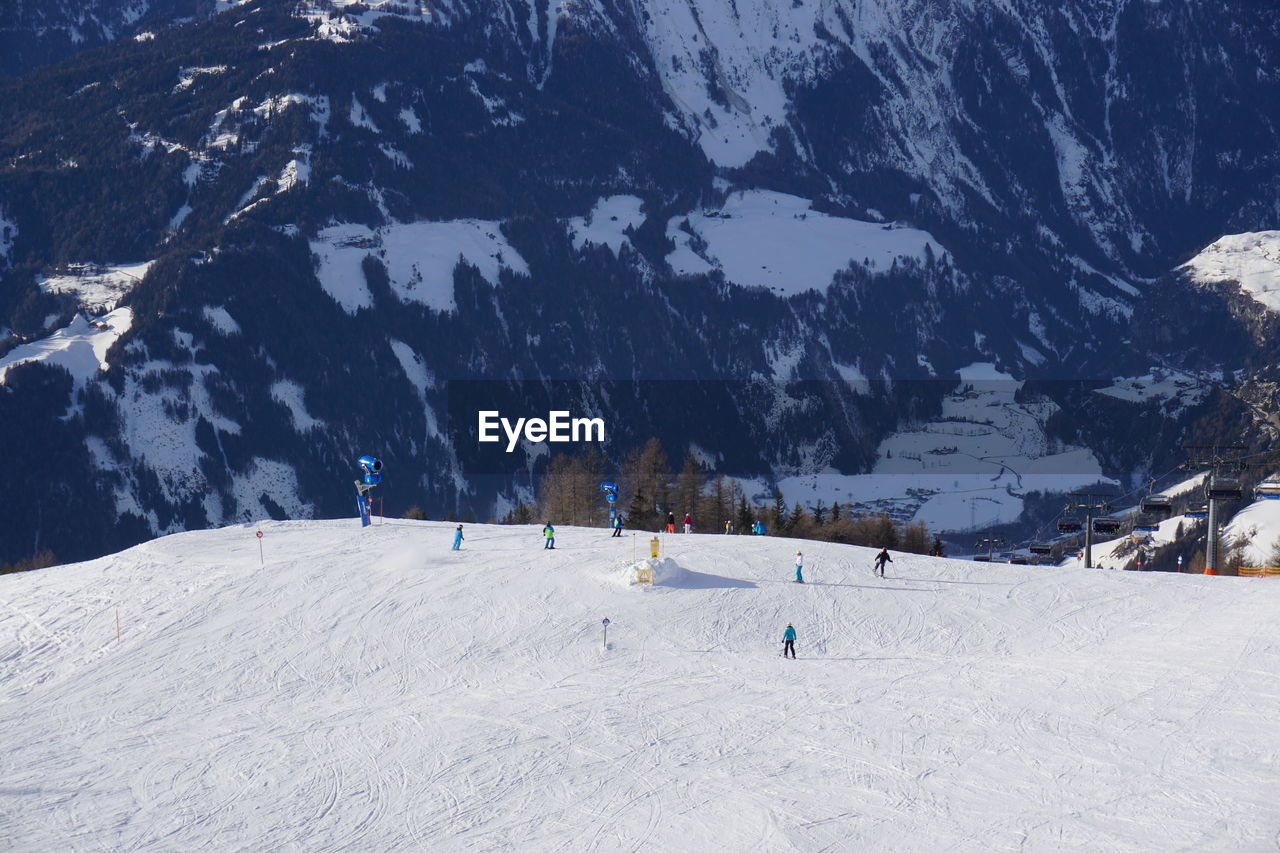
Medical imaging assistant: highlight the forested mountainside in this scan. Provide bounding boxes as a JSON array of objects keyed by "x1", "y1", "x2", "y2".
[{"x1": 0, "y1": 0, "x2": 1276, "y2": 563}]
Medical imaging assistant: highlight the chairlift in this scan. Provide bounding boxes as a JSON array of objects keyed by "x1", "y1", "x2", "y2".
[
  {"x1": 1187, "y1": 503, "x2": 1209, "y2": 519},
  {"x1": 1140, "y1": 494, "x2": 1173, "y2": 518},
  {"x1": 973, "y1": 555, "x2": 991, "y2": 562},
  {"x1": 1132, "y1": 512, "x2": 1160, "y2": 533},
  {"x1": 1057, "y1": 511, "x2": 1083, "y2": 533},
  {"x1": 1010, "y1": 556, "x2": 1029, "y2": 565},
  {"x1": 1029, "y1": 542, "x2": 1054, "y2": 555},
  {"x1": 1256, "y1": 477, "x2": 1280, "y2": 500},
  {"x1": 1092, "y1": 517, "x2": 1124, "y2": 536},
  {"x1": 1207, "y1": 474, "x2": 1243, "y2": 500}
]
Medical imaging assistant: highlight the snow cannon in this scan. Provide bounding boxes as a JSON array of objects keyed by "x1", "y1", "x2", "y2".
[
  {"x1": 355, "y1": 455, "x2": 384, "y2": 527},
  {"x1": 601, "y1": 481, "x2": 618, "y2": 524},
  {"x1": 358, "y1": 455, "x2": 383, "y2": 487}
]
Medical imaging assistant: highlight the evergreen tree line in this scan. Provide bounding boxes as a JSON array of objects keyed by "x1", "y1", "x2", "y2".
[{"x1": 499, "y1": 438, "x2": 939, "y2": 554}]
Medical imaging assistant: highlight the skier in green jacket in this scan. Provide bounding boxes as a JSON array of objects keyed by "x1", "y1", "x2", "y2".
[
  {"x1": 543, "y1": 523, "x2": 555, "y2": 550},
  {"x1": 782, "y1": 624, "x2": 797, "y2": 659}
]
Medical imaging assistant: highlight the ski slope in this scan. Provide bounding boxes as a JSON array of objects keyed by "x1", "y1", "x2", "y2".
[{"x1": 3, "y1": 521, "x2": 1280, "y2": 851}]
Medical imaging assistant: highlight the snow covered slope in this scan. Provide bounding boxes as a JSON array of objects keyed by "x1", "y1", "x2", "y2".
[
  {"x1": 3, "y1": 521, "x2": 1280, "y2": 850},
  {"x1": 1183, "y1": 231, "x2": 1280, "y2": 313},
  {"x1": 0, "y1": 308, "x2": 133, "y2": 387}
]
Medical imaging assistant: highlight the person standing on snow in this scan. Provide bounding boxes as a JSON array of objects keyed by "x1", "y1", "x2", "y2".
[
  {"x1": 683, "y1": 512, "x2": 692, "y2": 534},
  {"x1": 782, "y1": 624, "x2": 797, "y2": 659},
  {"x1": 794, "y1": 551, "x2": 804, "y2": 583},
  {"x1": 874, "y1": 547, "x2": 892, "y2": 577},
  {"x1": 666, "y1": 512, "x2": 676, "y2": 533},
  {"x1": 543, "y1": 523, "x2": 556, "y2": 550},
  {"x1": 724, "y1": 520, "x2": 733, "y2": 535},
  {"x1": 452, "y1": 524, "x2": 464, "y2": 551},
  {"x1": 611, "y1": 514, "x2": 623, "y2": 537}
]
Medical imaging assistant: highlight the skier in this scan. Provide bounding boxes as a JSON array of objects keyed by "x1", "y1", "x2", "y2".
[
  {"x1": 683, "y1": 512, "x2": 692, "y2": 534},
  {"x1": 666, "y1": 512, "x2": 676, "y2": 533},
  {"x1": 874, "y1": 547, "x2": 892, "y2": 577},
  {"x1": 724, "y1": 520, "x2": 733, "y2": 535},
  {"x1": 452, "y1": 524, "x2": 464, "y2": 551},
  {"x1": 611, "y1": 514, "x2": 623, "y2": 538},
  {"x1": 794, "y1": 551, "x2": 804, "y2": 583},
  {"x1": 782, "y1": 623, "x2": 797, "y2": 659},
  {"x1": 543, "y1": 523, "x2": 556, "y2": 550}
]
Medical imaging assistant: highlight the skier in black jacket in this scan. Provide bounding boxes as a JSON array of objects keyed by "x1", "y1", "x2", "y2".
[{"x1": 874, "y1": 548, "x2": 892, "y2": 577}]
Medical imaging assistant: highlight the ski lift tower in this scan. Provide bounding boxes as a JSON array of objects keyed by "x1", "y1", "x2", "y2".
[
  {"x1": 1182, "y1": 445, "x2": 1248, "y2": 574},
  {"x1": 1065, "y1": 493, "x2": 1113, "y2": 568}
]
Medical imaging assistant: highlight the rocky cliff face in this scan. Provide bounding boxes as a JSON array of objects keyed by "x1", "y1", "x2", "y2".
[{"x1": 0, "y1": 0, "x2": 1275, "y2": 562}]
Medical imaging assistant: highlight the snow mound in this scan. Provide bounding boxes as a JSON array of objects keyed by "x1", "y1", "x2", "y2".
[{"x1": 623, "y1": 556, "x2": 684, "y2": 585}]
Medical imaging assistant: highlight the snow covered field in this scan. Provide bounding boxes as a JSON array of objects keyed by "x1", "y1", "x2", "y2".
[
  {"x1": 4, "y1": 521, "x2": 1280, "y2": 851},
  {"x1": 666, "y1": 190, "x2": 942, "y2": 296},
  {"x1": 779, "y1": 365, "x2": 1113, "y2": 531}
]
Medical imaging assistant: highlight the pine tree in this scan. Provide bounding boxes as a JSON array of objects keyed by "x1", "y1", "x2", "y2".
[
  {"x1": 736, "y1": 491, "x2": 754, "y2": 533},
  {"x1": 769, "y1": 488, "x2": 787, "y2": 533},
  {"x1": 902, "y1": 520, "x2": 929, "y2": 553},
  {"x1": 674, "y1": 453, "x2": 704, "y2": 527},
  {"x1": 621, "y1": 437, "x2": 670, "y2": 531}
]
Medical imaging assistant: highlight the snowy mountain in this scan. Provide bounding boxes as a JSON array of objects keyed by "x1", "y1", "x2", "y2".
[
  {"x1": 4, "y1": 520, "x2": 1280, "y2": 849},
  {"x1": 0, "y1": 0, "x2": 1277, "y2": 563},
  {"x1": 0, "y1": 0, "x2": 211, "y2": 77}
]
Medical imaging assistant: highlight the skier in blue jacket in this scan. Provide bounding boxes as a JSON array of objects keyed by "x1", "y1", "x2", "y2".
[
  {"x1": 782, "y1": 624, "x2": 797, "y2": 659},
  {"x1": 543, "y1": 523, "x2": 555, "y2": 549},
  {"x1": 452, "y1": 524, "x2": 464, "y2": 551}
]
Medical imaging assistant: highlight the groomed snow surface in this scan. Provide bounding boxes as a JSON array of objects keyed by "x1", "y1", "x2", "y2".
[{"x1": 4, "y1": 521, "x2": 1280, "y2": 850}]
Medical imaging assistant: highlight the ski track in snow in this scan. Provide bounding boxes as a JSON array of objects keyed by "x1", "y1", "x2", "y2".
[{"x1": 2, "y1": 521, "x2": 1280, "y2": 850}]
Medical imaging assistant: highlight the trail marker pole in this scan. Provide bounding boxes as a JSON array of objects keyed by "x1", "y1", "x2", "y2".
[
  {"x1": 256, "y1": 529, "x2": 264, "y2": 566},
  {"x1": 602, "y1": 618, "x2": 610, "y2": 649},
  {"x1": 379, "y1": 497, "x2": 384, "y2": 526}
]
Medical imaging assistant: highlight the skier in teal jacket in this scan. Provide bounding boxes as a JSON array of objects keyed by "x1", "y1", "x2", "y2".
[{"x1": 782, "y1": 624, "x2": 797, "y2": 659}]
